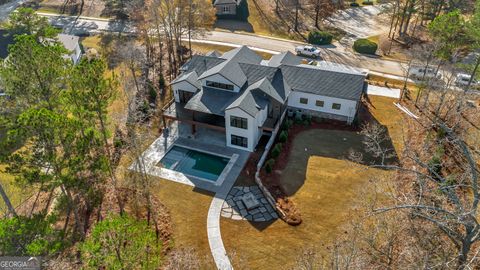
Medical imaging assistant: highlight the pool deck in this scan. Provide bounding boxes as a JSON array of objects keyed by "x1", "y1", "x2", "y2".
[{"x1": 130, "y1": 122, "x2": 251, "y2": 269}]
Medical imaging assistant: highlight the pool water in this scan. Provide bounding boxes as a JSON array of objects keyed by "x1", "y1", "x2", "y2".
[{"x1": 159, "y1": 146, "x2": 230, "y2": 181}]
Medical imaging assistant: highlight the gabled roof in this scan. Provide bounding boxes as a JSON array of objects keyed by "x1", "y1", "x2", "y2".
[
  {"x1": 184, "y1": 87, "x2": 240, "y2": 116},
  {"x1": 246, "y1": 77, "x2": 283, "y2": 104},
  {"x1": 221, "y1": 46, "x2": 263, "y2": 64},
  {"x1": 170, "y1": 71, "x2": 201, "y2": 88},
  {"x1": 239, "y1": 63, "x2": 290, "y2": 101},
  {"x1": 267, "y1": 51, "x2": 302, "y2": 67},
  {"x1": 198, "y1": 59, "x2": 247, "y2": 87},
  {"x1": 226, "y1": 89, "x2": 268, "y2": 117},
  {"x1": 280, "y1": 65, "x2": 365, "y2": 101},
  {"x1": 205, "y1": 50, "x2": 222, "y2": 57},
  {"x1": 180, "y1": 55, "x2": 226, "y2": 75},
  {"x1": 214, "y1": 0, "x2": 240, "y2": 5}
]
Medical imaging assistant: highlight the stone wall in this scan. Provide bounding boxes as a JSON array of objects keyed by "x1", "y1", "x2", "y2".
[{"x1": 254, "y1": 110, "x2": 288, "y2": 219}]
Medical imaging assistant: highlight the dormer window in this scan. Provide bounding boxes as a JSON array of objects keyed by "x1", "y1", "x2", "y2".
[{"x1": 206, "y1": 80, "x2": 234, "y2": 91}]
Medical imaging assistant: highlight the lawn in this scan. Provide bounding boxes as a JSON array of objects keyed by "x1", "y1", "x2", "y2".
[
  {"x1": 221, "y1": 95, "x2": 405, "y2": 269},
  {"x1": 153, "y1": 179, "x2": 216, "y2": 268}
]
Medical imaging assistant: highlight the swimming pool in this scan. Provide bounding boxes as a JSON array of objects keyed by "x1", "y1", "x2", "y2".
[{"x1": 159, "y1": 146, "x2": 230, "y2": 181}]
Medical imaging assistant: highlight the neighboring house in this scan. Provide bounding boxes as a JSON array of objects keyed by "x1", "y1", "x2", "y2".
[
  {"x1": 0, "y1": 31, "x2": 82, "y2": 64},
  {"x1": 213, "y1": 0, "x2": 241, "y2": 15},
  {"x1": 165, "y1": 46, "x2": 367, "y2": 152},
  {"x1": 56, "y1": 34, "x2": 82, "y2": 65}
]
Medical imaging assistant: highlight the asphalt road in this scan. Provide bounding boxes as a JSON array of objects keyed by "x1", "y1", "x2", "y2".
[{"x1": 29, "y1": 12, "x2": 407, "y2": 76}]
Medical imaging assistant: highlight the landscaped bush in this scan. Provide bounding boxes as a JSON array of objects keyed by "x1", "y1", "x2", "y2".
[
  {"x1": 271, "y1": 143, "x2": 283, "y2": 158},
  {"x1": 279, "y1": 130, "x2": 288, "y2": 143},
  {"x1": 362, "y1": 0, "x2": 374, "y2": 5},
  {"x1": 307, "y1": 30, "x2": 334, "y2": 45},
  {"x1": 353, "y1": 38, "x2": 378, "y2": 55},
  {"x1": 350, "y1": 2, "x2": 360, "y2": 7},
  {"x1": 282, "y1": 119, "x2": 293, "y2": 130},
  {"x1": 265, "y1": 158, "x2": 275, "y2": 174}
]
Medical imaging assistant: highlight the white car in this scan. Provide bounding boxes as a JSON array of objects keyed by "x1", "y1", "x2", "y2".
[
  {"x1": 455, "y1": 73, "x2": 479, "y2": 87},
  {"x1": 409, "y1": 66, "x2": 442, "y2": 80},
  {"x1": 295, "y1": 45, "x2": 321, "y2": 58}
]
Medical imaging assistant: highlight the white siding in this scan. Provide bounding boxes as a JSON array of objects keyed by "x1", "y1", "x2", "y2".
[
  {"x1": 225, "y1": 108, "x2": 256, "y2": 152},
  {"x1": 172, "y1": 81, "x2": 198, "y2": 102},
  {"x1": 288, "y1": 91, "x2": 358, "y2": 120},
  {"x1": 72, "y1": 44, "x2": 82, "y2": 64},
  {"x1": 225, "y1": 106, "x2": 268, "y2": 152},
  {"x1": 200, "y1": 74, "x2": 241, "y2": 92}
]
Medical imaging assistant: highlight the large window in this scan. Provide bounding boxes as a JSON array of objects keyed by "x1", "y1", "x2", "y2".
[
  {"x1": 206, "y1": 80, "x2": 234, "y2": 91},
  {"x1": 231, "y1": 135, "x2": 248, "y2": 148},
  {"x1": 222, "y1": 6, "x2": 230, "y2": 13},
  {"x1": 332, "y1": 103, "x2": 341, "y2": 110},
  {"x1": 230, "y1": 116, "x2": 248, "y2": 129},
  {"x1": 300, "y1": 97, "x2": 308, "y2": 104},
  {"x1": 315, "y1": 100, "x2": 324, "y2": 107}
]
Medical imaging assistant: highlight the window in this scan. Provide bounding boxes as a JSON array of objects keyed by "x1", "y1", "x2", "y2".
[
  {"x1": 315, "y1": 100, "x2": 324, "y2": 107},
  {"x1": 222, "y1": 6, "x2": 230, "y2": 13},
  {"x1": 231, "y1": 135, "x2": 248, "y2": 148},
  {"x1": 206, "y1": 80, "x2": 234, "y2": 91},
  {"x1": 230, "y1": 116, "x2": 248, "y2": 129},
  {"x1": 300, "y1": 97, "x2": 308, "y2": 104},
  {"x1": 332, "y1": 103, "x2": 341, "y2": 110}
]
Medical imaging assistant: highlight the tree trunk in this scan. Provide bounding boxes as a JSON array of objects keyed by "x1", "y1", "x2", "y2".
[{"x1": 0, "y1": 182, "x2": 16, "y2": 217}]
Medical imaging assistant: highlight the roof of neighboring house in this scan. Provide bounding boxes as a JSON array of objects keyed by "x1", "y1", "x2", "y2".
[
  {"x1": 267, "y1": 51, "x2": 302, "y2": 67},
  {"x1": 57, "y1": 34, "x2": 79, "y2": 52},
  {"x1": 176, "y1": 46, "x2": 366, "y2": 117},
  {"x1": 213, "y1": 0, "x2": 240, "y2": 5},
  {"x1": 0, "y1": 30, "x2": 15, "y2": 59}
]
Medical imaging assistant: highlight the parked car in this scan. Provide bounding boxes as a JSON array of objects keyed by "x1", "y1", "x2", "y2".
[
  {"x1": 409, "y1": 66, "x2": 442, "y2": 80},
  {"x1": 295, "y1": 45, "x2": 321, "y2": 58},
  {"x1": 455, "y1": 73, "x2": 479, "y2": 88}
]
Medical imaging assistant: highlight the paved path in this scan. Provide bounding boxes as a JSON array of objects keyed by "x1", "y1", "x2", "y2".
[
  {"x1": 367, "y1": 84, "x2": 401, "y2": 99},
  {"x1": 0, "y1": 0, "x2": 27, "y2": 22}
]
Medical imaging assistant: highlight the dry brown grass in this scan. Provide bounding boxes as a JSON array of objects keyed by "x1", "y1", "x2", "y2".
[{"x1": 189, "y1": 42, "x2": 273, "y2": 60}]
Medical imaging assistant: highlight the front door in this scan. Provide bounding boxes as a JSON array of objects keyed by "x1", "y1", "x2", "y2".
[{"x1": 179, "y1": 90, "x2": 193, "y2": 103}]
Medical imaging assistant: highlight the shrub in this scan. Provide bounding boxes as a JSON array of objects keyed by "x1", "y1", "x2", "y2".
[
  {"x1": 148, "y1": 85, "x2": 157, "y2": 103},
  {"x1": 265, "y1": 158, "x2": 275, "y2": 174},
  {"x1": 362, "y1": 0, "x2": 374, "y2": 5},
  {"x1": 279, "y1": 130, "x2": 288, "y2": 143},
  {"x1": 350, "y1": 2, "x2": 360, "y2": 6},
  {"x1": 353, "y1": 38, "x2": 378, "y2": 55},
  {"x1": 271, "y1": 143, "x2": 283, "y2": 158},
  {"x1": 307, "y1": 30, "x2": 334, "y2": 45},
  {"x1": 282, "y1": 119, "x2": 293, "y2": 130}
]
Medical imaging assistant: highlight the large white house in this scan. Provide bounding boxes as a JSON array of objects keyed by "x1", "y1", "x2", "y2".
[{"x1": 164, "y1": 46, "x2": 367, "y2": 152}]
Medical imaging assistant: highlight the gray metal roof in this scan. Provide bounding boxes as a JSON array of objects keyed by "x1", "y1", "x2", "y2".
[
  {"x1": 280, "y1": 65, "x2": 366, "y2": 100},
  {"x1": 214, "y1": 0, "x2": 240, "y2": 5},
  {"x1": 170, "y1": 71, "x2": 201, "y2": 88},
  {"x1": 175, "y1": 46, "x2": 366, "y2": 117},
  {"x1": 184, "y1": 87, "x2": 240, "y2": 116},
  {"x1": 205, "y1": 50, "x2": 222, "y2": 57},
  {"x1": 267, "y1": 51, "x2": 302, "y2": 67},
  {"x1": 221, "y1": 46, "x2": 263, "y2": 64},
  {"x1": 180, "y1": 55, "x2": 226, "y2": 75}
]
